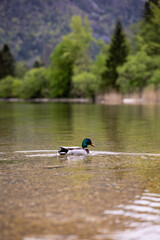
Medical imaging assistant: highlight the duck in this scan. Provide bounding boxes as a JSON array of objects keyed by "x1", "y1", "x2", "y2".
[{"x1": 58, "y1": 138, "x2": 95, "y2": 156}]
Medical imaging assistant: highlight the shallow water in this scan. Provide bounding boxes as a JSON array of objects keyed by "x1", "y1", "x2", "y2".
[{"x1": 0, "y1": 102, "x2": 160, "y2": 240}]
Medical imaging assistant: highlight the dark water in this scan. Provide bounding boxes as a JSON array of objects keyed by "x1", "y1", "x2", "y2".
[{"x1": 0, "y1": 102, "x2": 160, "y2": 240}]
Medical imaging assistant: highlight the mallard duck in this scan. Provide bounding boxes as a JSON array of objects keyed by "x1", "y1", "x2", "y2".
[{"x1": 58, "y1": 138, "x2": 95, "y2": 156}]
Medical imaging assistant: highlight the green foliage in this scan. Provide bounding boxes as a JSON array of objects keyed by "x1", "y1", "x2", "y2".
[
  {"x1": 139, "y1": 0, "x2": 160, "y2": 55},
  {"x1": 2, "y1": 4, "x2": 160, "y2": 98},
  {"x1": 48, "y1": 40, "x2": 74, "y2": 98},
  {"x1": 102, "y1": 19, "x2": 129, "y2": 89},
  {"x1": 72, "y1": 72, "x2": 97, "y2": 99},
  {"x1": 12, "y1": 78, "x2": 22, "y2": 97},
  {"x1": 21, "y1": 67, "x2": 48, "y2": 99},
  {"x1": 68, "y1": 15, "x2": 93, "y2": 75},
  {"x1": 142, "y1": 0, "x2": 159, "y2": 23},
  {"x1": 15, "y1": 61, "x2": 28, "y2": 79},
  {"x1": 149, "y1": 69, "x2": 160, "y2": 89},
  {"x1": 93, "y1": 44, "x2": 109, "y2": 90},
  {"x1": 0, "y1": 76, "x2": 22, "y2": 98},
  {"x1": 48, "y1": 15, "x2": 95, "y2": 98},
  {"x1": 0, "y1": 44, "x2": 15, "y2": 79},
  {"x1": 117, "y1": 51, "x2": 152, "y2": 94}
]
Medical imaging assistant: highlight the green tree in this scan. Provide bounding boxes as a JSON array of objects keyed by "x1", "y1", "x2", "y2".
[
  {"x1": 72, "y1": 72, "x2": 97, "y2": 100},
  {"x1": 138, "y1": 0, "x2": 160, "y2": 55},
  {"x1": 12, "y1": 78, "x2": 22, "y2": 97},
  {"x1": 15, "y1": 61, "x2": 28, "y2": 79},
  {"x1": 142, "y1": 0, "x2": 159, "y2": 23},
  {"x1": 21, "y1": 67, "x2": 48, "y2": 98},
  {"x1": 48, "y1": 15, "x2": 95, "y2": 98},
  {"x1": 117, "y1": 51, "x2": 152, "y2": 94},
  {"x1": 48, "y1": 39, "x2": 75, "y2": 98},
  {"x1": 150, "y1": 69, "x2": 160, "y2": 89},
  {"x1": 0, "y1": 76, "x2": 22, "y2": 98},
  {"x1": 0, "y1": 44, "x2": 15, "y2": 79},
  {"x1": 69, "y1": 15, "x2": 93, "y2": 75},
  {"x1": 92, "y1": 44, "x2": 109, "y2": 91},
  {"x1": 102, "y1": 19, "x2": 129, "y2": 90}
]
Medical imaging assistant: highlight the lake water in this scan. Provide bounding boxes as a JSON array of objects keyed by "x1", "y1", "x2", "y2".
[{"x1": 0, "y1": 102, "x2": 160, "y2": 240}]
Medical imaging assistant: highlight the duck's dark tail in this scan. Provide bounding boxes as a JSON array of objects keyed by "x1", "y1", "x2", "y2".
[{"x1": 58, "y1": 147, "x2": 69, "y2": 155}]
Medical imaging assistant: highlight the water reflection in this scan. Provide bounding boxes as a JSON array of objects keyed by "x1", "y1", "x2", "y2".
[
  {"x1": 0, "y1": 103, "x2": 17, "y2": 152},
  {"x1": 0, "y1": 103, "x2": 74, "y2": 151},
  {"x1": 1, "y1": 102, "x2": 160, "y2": 153},
  {"x1": 0, "y1": 102, "x2": 160, "y2": 240}
]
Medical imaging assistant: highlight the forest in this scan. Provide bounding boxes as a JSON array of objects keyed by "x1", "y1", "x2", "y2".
[
  {"x1": 0, "y1": 0, "x2": 160, "y2": 100},
  {"x1": 0, "y1": 0, "x2": 144, "y2": 62}
]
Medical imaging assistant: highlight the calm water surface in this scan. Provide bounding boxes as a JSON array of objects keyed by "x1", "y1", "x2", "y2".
[{"x1": 0, "y1": 102, "x2": 160, "y2": 240}]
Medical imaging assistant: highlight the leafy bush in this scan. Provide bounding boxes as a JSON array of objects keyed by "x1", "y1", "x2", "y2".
[
  {"x1": 72, "y1": 72, "x2": 97, "y2": 99},
  {"x1": 149, "y1": 69, "x2": 160, "y2": 89},
  {"x1": 0, "y1": 76, "x2": 22, "y2": 98},
  {"x1": 117, "y1": 51, "x2": 152, "y2": 94},
  {"x1": 21, "y1": 67, "x2": 49, "y2": 98},
  {"x1": 15, "y1": 61, "x2": 28, "y2": 79}
]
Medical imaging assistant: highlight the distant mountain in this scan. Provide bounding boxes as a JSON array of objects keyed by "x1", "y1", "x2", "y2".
[{"x1": 0, "y1": 0, "x2": 145, "y2": 64}]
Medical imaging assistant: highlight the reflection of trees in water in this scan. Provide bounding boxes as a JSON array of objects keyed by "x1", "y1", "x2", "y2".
[
  {"x1": 99, "y1": 104, "x2": 160, "y2": 153},
  {"x1": 50, "y1": 103, "x2": 73, "y2": 132},
  {"x1": 71, "y1": 103, "x2": 102, "y2": 146},
  {"x1": 1, "y1": 102, "x2": 160, "y2": 154},
  {"x1": 0, "y1": 102, "x2": 74, "y2": 151},
  {"x1": 49, "y1": 103, "x2": 73, "y2": 147},
  {"x1": 31, "y1": 102, "x2": 73, "y2": 133},
  {"x1": 21, "y1": 102, "x2": 73, "y2": 149},
  {"x1": 0, "y1": 103, "x2": 17, "y2": 152},
  {"x1": 118, "y1": 105, "x2": 160, "y2": 153},
  {"x1": 99, "y1": 105, "x2": 126, "y2": 152}
]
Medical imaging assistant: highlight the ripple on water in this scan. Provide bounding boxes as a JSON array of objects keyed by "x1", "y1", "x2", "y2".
[
  {"x1": 13, "y1": 149, "x2": 160, "y2": 158},
  {"x1": 15, "y1": 150, "x2": 58, "y2": 153},
  {"x1": 14, "y1": 150, "x2": 58, "y2": 158},
  {"x1": 104, "y1": 191, "x2": 160, "y2": 240},
  {"x1": 24, "y1": 235, "x2": 78, "y2": 240}
]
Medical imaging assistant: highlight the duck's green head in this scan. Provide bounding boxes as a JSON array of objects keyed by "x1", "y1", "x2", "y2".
[{"x1": 82, "y1": 138, "x2": 95, "y2": 149}]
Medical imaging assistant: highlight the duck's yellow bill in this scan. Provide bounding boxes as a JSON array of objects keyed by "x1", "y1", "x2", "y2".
[{"x1": 91, "y1": 143, "x2": 95, "y2": 147}]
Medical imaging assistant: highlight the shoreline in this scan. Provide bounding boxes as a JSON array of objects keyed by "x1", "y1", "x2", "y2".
[
  {"x1": 0, "y1": 98, "x2": 92, "y2": 103},
  {"x1": 0, "y1": 97, "x2": 158, "y2": 105},
  {"x1": 1, "y1": 88, "x2": 160, "y2": 104}
]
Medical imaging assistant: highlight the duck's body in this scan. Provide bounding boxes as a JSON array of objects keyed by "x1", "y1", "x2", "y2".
[{"x1": 58, "y1": 138, "x2": 95, "y2": 156}]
